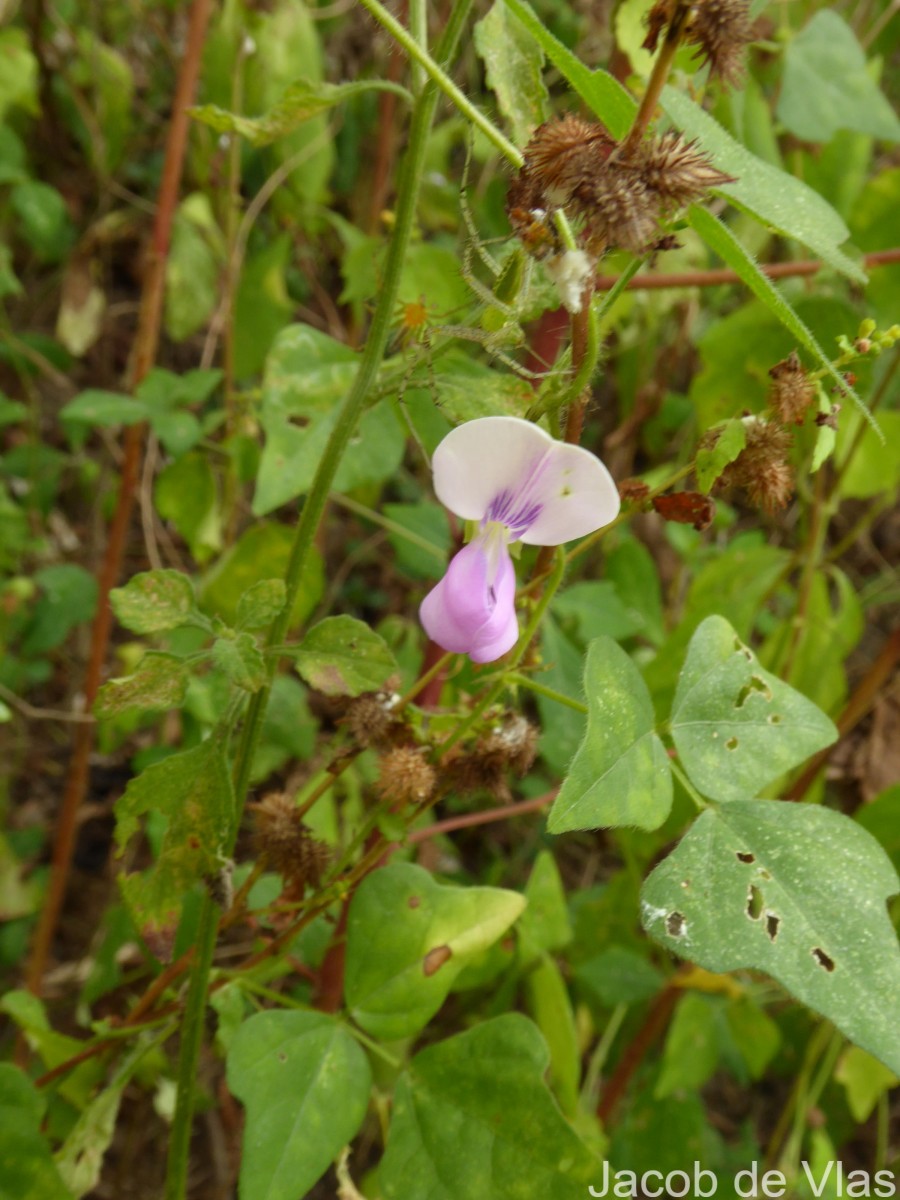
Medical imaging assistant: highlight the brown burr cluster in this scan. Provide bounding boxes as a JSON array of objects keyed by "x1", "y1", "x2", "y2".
[
  {"x1": 252, "y1": 792, "x2": 330, "y2": 893},
  {"x1": 507, "y1": 115, "x2": 733, "y2": 258},
  {"x1": 643, "y1": 0, "x2": 754, "y2": 85}
]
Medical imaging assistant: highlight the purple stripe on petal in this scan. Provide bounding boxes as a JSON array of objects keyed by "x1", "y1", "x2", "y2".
[{"x1": 419, "y1": 536, "x2": 519, "y2": 664}]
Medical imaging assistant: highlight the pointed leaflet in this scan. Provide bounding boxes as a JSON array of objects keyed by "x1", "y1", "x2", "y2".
[
  {"x1": 227, "y1": 1011, "x2": 371, "y2": 1200},
  {"x1": 641, "y1": 801, "x2": 900, "y2": 1074},
  {"x1": 379, "y1": 1014, "x2": 600, "y2": 1200},
  {"x1": 670, "y1": 616, "x2": 837, "y2": 803},
  {"x1": 289, "y1": 615, "x2": 398, "y2": 697},
  {"x1": 547, "y1": 637, "x2": 672, "y2": 833},
  {"x1": 344, "y1": 863, "x2": 525, "y2": 1039},
  {"x1": 115, "y1": 739, "x2": 234, "y2": 947}
]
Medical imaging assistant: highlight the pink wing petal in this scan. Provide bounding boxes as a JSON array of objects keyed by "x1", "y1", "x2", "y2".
[{"x1": 419, "y1": 537, "x2": 519, "y2": 663}]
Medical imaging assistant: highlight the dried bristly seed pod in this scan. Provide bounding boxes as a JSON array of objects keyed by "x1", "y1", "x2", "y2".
[
  {"x1": 768, "y1": 350, "x2": 816, "y2": 425},
  {"x1": 686, "y1": 0, "x2": 754, "y2": 85},
  {"x1": 343, "y1": 690, "x2": 400, "y2": 748},
  {"x1": 643, "y1": 0, "x2": 681, "y2": 53},
  {"x1": 480, "y1": 713, "x2": 539, "y2": 776},
  {"x1": 721, "y1": 418, "x2": 795, "y2": 512},
  {"x1": 252, "y1": 792, "x2": 331, "y2": 890},
  {"x1": 582, "y1": 162, "x2": 662, "y2": 255},
  {"x1": 521, "y1": 115, "x2": 617, "y2": 207},
  {"x1": 635, "y1": 132, "x2": 735, "y2": 208},
  {"x1": 377, "y1": 745, "x2": 437, "y2": 807}
]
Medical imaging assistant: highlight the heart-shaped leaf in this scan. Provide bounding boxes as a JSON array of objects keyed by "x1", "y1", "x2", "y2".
[{"x1": 641, "y1": 800, "x2": 900, "y2": 1073}]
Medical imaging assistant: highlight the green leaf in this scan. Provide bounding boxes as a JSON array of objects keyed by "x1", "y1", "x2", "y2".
[
  {"x1": 254, "y1": 324, "x2": 406, "y2": 514},
  {"x1": 56, "y1": 1039, "x2": 155, "y2": 1198},
  {"x1": 110, "y1": 570, "x2": 197, "y2": 634},
  {"x1": 694, "y1": 418, "x2": 747, "y2": 493},
  {"x1": 499, "y1": 0, "x2": 634, "y2": 139},
  {"x1": 661, "y1": 86, "x2": 865, "y2": 283},
  {"x1": 200, "y1": 523, "x2": 323, "y2": 629},
  {"x1": 0, "y1": 1064, "x2": 74, "y2": 1200},
  {"x1": 517, "y1": 850, "x2": 572, "y2": 964},
  {"x1": 474, "y1": 1, "x2": 549, "y2": 147},
  {"x1": 115, "y1": 739, "x2": 234, "y2": 947},
  {"x1": 575, "y1": 947, "x2": 665, "y2": 1007},
  {"x1": 0, "y1": 28, "x2": 39, "y2": 121},
  {"x1": 227, "y1": 1010, "x2": 371, "y2": 1200},
  {"x1": 836, "y1": 409, "x2": 900, "y2": 498},
  {"x1": 290, "y1": 615, "x2": 397, "y2": 697},
  {"x1": 835, "y1": 1046, "x2": 899, "y2": 1123},
  {"x1": 687, "y1": 206, "x2": 873, "y2": 427},
  {"x1": 60, "y1": 389, "x2": 147, "y2": 429},
  {"x1": 212, "y1": 632, "x2": 267, "y2": 692},
  {"x1": 547, "y1": 637, "x2": 673, "y2": 833},
  {"x1": 22, "y1": 565, "x2": 98, "y2": 656},
  {"x1": 655, "y1": 992, "x2": 721, "y2": 1098},
  {"x1": 777, "y1": 11, "x2": 900, "y2": 144},
  {"x1": 10, "y1": 181, "x2": 74, "y2": 262},
  {"x1": 154, "y1": 451, "x2": 222, "y2": 564},
  {"x1": 344, "y1": 863, "x2": 525, "y2": 1039},
  {"x1": 551, "y1": 580, "x2": 642, "y2": 644},
  {"x1": 524, "y1": 955, "x2": 580, "y2": 1116},
  {"x1": 164, "y1": 193, "x2": 224, "y2": 342},
  {"x1": 190, "y1": 78, "x2": 411, "y2": 146},
  {"x1": 95, "y1": 654, "x2": 189, "y2": 718},
  {"x1": 641, "y1": 800, "x2": 900, "y2": 1074},
  {"x1": 236, "y1": 579, "x2": 287, "y2": 630},
  {"x1": 379, "y1": 1014, "x2": 600, "y2": 1200},
  {"x1": 670, "y1": 615, "x2": 837, "y2": 802}
]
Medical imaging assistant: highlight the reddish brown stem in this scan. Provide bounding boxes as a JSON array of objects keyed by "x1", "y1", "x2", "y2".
[
  {"x1": 407, "y1": 788, "x2": 556, "y2": 845},
  {"x1": 595, "y1": 248, "x2": 900, "y2": 293},
  {"x1": 596, "y1": 981, "x2": 681, "y2": 1124},
  {"x1": 23, "y1": 0, "x2": 214, "y2": 1002}
]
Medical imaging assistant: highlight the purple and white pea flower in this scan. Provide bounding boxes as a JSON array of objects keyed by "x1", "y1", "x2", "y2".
[{"x1": 419, "y1": 416, "x2": 621, "y2": 663}]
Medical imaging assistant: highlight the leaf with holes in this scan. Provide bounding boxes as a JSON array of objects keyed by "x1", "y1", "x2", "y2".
[
  {"x1": 671, "y1": 615, "x2": 837, "y2": 803},
  {"x1": 95, "y1": 654, "x2": 189, "y2": 718},
  {"x1": 115, "y1": 738, "x2": 234, "y2": 952},
  {"x1": 289, "y1": 615, "x2": 397, "y2": 698},
  {"x1": 641, "y1": 801, "x2": 900, "y2": 1074},
  {"x1": 379, "y1": 1014, "x2": 599, "y2": 1200},
  {"x1": 547, "y1": 637, "x2": 672, "y2": 833},
  {"x1": 344, "y1": 863, "x2": 525, "y2": 1039},
  {"x1": 110, "y1": 570, "x2": 198, "y2": 635},
  {"x1": 227, "y1": 1011, "x2": 371, "y2": 1200}
]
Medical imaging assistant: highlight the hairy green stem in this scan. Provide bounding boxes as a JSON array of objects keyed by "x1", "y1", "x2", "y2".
[
  {"x1": 507, "y1": 672, "x2": 587, "y2": 713},
  {"x1": 357, "y1": 0, "x2": 522, "y2": 166},
  {"x1": 163, "y1": 4, "x2": 474, "y2": 1193},
  {"x1": 163, "y1": 893, "x2": 219, "y2": 1200}
]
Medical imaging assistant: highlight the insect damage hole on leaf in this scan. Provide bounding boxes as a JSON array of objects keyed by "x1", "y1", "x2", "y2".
[
  {"x1": 766, "y1": 913, "x2": 780, "y2": 941},
  {"x1": 736, "y1": 676, "x2": 773, "y2": 706},
  {"x1": 726, "y1": 736, "x2": 739, "y2": 750},
  {"x1": 736, "y1": 851, "x2": 755, "y2": 863},
  {"x1": 666, "y1": 911, "x2": 687, "y2": 937},
  {"x1": 423, "y1": 945, "x2": 453, "y2": 976},
  {"x1": 746, "y1": 885, "x2": 764, "y2": 920},
  {"x1": 812, "y1": 947, "x2": 836, "y2": 972}
]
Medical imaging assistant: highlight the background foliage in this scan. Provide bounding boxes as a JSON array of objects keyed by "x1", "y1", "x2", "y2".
[{"x1": 0, "y1": 0, "x2": 898, "y2": 1197}]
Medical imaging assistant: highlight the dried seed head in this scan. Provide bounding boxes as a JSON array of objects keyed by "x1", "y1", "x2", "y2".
[
  {"x1": 635, "y1": 133, "x2": 734, "y2": 208},
  {"x1": 343, "y1": 691, "x2": 399, "y2": 748},
  {"x1": 722, "y1": 418, "x2": 795, "y2": 512},
  {"x1": 253, "y1": 793, "x2": 330, "y2": 890},
  {"x1": 377, "y1": 746, "x2": 436, "y2": 807},
  {"x1": 582, "y1": 162, "x2": 662, "y2": 254},
  {"x1": 522, "y1": 115, "x2": 617, "y2": 206},
  {"x1": 686, "y1": 0, "x2": 754, "y2": 85},
  {"x1": 480, "y1": 713, "x2": 539, "y2": 777},
  {"x1": 768, "y1": 350, "x2": 816, "y2": 425}
]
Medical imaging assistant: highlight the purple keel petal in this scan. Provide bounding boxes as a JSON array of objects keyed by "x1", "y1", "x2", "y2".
[{"x1": 419, "y1": 536, "x2": 519, "y2": 664}]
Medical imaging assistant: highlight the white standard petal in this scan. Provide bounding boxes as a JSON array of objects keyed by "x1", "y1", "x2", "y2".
[
  {"x1": 519, "y1": 440, "x2": 621, "y2": 545},
  {"x1": 431, "y1": 416, "x2": 556, "y2": 523}
]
